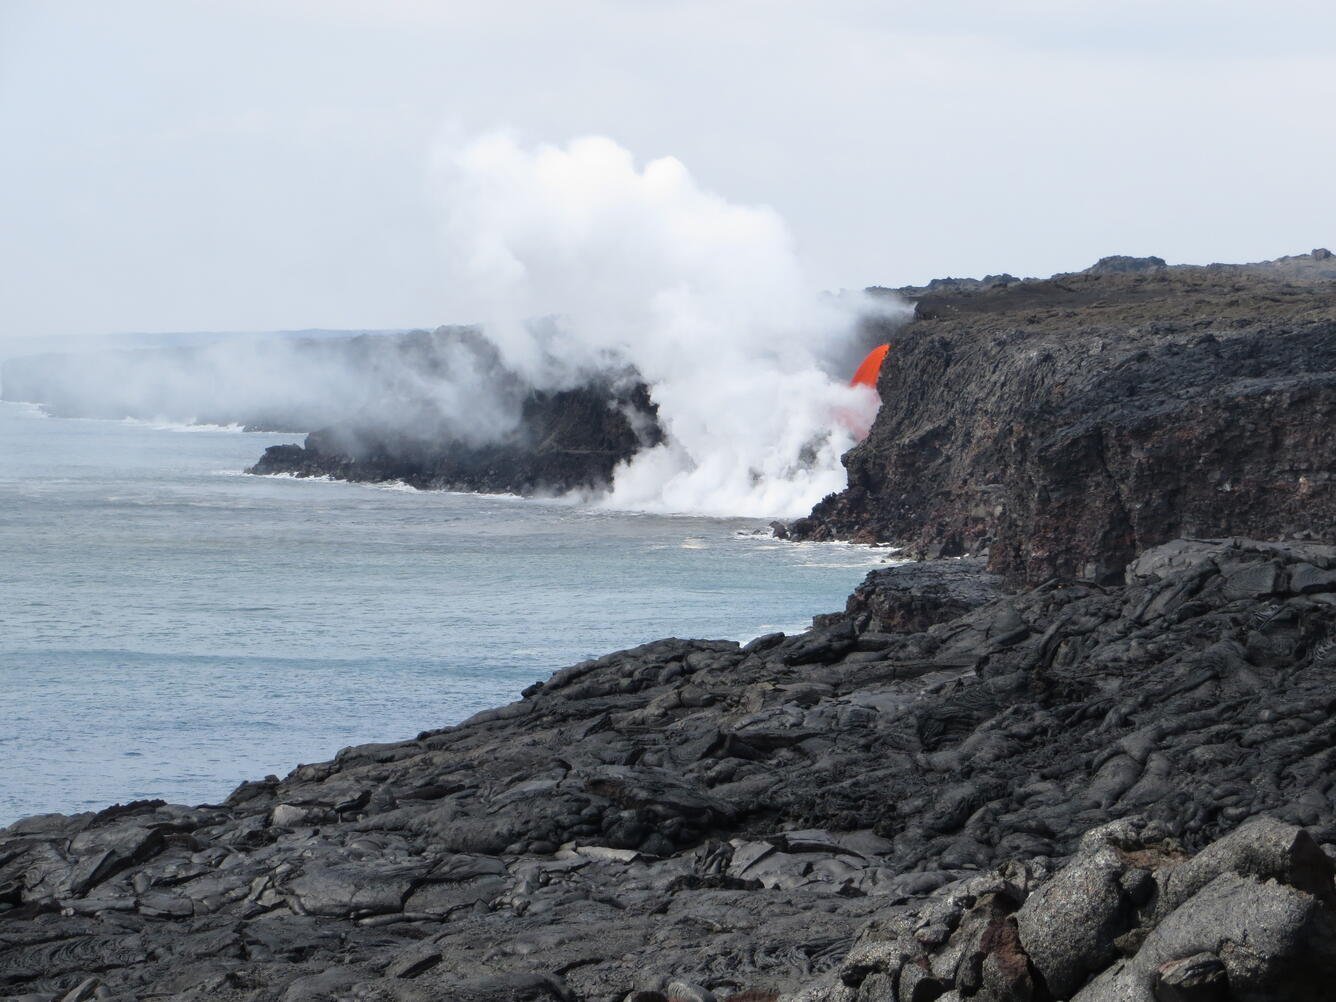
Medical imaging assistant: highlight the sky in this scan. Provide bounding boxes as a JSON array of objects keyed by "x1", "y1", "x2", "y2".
[{"x1": 2, "y1": 0, "x2": 1334, "y2": 339}]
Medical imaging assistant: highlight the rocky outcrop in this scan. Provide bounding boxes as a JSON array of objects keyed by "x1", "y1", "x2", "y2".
[
  {"x1": 3, "y1": 325, "x2": 665, "y2": 497},
  {"x1": 792, "y1": 251, "x2": 1336, "y2": 585},
  {"x1": 813, "y1": 557, "x2": 1004, "y2": 634},
  {"x1": 5, "y1": 537, "x2": 1336, "y2": 1000},
  {"x1": 247, "y1": 380, "x2": 662, "y2": 496},
  {"x1": 807, "y1": 815, "x2": 1336, "y2": 1002}
]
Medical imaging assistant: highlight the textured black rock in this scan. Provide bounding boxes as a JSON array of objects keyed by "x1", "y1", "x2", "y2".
[
  {"x1": 813, "y1": 815, "x2": 1336, "y2": 1002},
  {"x1": 814, "y1": 556, "x2": 1004, "y2": 634},
  {"x1": 792, "y1": 252, "x2": 1336, "y2": 585},
  {"x1": 5, "y1": 539, "x2": 1336, "y2": 1000},
  {"x1": 247, "y1": 379, "x2": 663, "y2": 497}
]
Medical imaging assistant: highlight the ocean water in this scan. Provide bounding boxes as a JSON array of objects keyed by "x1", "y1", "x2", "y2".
[{"x1": 0, "y1": 401, "x2": 896, "y2": 824}]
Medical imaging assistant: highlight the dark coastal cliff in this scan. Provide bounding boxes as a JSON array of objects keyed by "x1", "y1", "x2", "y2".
[
  {"x1": 247, "y1": 380, "x2": 661, "y2": 497},
  {"x1": 790, "y1": 251, "x2": 1336, "y2": 585}
]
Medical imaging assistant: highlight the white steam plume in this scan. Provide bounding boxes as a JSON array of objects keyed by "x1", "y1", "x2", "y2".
[{"x1": 437, "y1": 134, "x2": 894, "y2": 518}]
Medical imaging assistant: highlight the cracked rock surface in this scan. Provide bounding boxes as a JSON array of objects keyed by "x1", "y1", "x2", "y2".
[{"x1": 4, "y1": 538, "x2": 1336, "y2": 1001}]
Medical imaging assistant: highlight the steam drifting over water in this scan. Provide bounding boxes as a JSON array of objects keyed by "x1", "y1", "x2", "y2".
[
  {"x1": 437, "y1": 133, "x2": 900, "y2": 517},
  {"x1": 3, "y1": 136, "x2": 905, "y2": 518}
]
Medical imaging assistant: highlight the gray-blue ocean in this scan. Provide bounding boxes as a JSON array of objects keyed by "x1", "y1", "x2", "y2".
[{"x1": 0, "y1": 401, "x2": 892, "y2": 825}]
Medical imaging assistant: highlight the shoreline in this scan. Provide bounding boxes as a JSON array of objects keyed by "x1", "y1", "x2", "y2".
[
  {"x1": 6, "y1": 537, "x2": 1336, "y2": 999},
  {"x1": 0, "y1": 522, "x2": 910, "y2": 832},
  {"x1": 2, "y1": 402, "x2": 895, "y2": 829},
  {"x1": 5, "y1": 251, "x2": 1336, "y2": 998}
]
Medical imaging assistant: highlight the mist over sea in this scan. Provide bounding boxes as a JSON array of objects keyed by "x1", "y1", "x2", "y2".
[{"x1": 0, "y1": 401, "x2": 895, "y2": 825}]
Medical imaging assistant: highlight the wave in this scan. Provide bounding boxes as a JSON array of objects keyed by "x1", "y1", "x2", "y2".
[
  {"x1": 0, "y1": 400, "x2": 49, "y2": 416},
  {"x1": 1, "y1": 404, "x2": 255, "y2": 433},
  {"x1": 251, "y1": 471, "x2": 339, "y2": 483},
  {"x1": 118, "y1": 417, "x2": 249, "y2": 433},
  {"x1": 252, "y1": 471, "x2": 532, "y2": 501},
  {"x1": 733, "y1": 530, "x2": 906, "y2": 567}
]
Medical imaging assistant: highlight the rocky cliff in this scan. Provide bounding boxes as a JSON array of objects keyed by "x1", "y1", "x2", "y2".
[
  {"x1": 6, "y1": 537, "x2": 1336, "y2": 1000},
  {"x1": 790, "y1": 251, "x2": 1336, "y2": 585},
  {"x1": 247, "y1": 380, "x2": 662, "y2": 496}
]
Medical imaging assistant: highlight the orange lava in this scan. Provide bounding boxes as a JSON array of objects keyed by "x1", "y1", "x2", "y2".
[{"x1": 850, "y1": 343, "x2": 889, "y2": 389}]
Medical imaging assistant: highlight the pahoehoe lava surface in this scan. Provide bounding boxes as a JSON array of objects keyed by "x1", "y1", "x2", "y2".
[{"x1": 6, "y1": 537, "x2": 1336, "y2": 1000}]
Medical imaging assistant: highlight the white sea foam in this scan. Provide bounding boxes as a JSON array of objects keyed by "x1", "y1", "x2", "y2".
[
  {"x1": 119, "y1": 417, "x2": 249, "y2": 433},
  {"x1": 0, "y1": 400, "x2": 48, "y2": 417},
  {"x1": 441, "y1": 489, "x2": 529, "y2": 502},
  {"x1": 731, "y1": 527, "x2": 905, "y2": 567},
  {"x1": 256, "y1": 471, "x2": 339, "y2": 483}
]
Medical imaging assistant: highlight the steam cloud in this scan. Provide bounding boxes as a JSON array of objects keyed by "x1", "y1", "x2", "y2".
[
  {"x1": 437, "y1": 134, "x2": 898, "y2": 517},
  {"x1": 3, "y1": 135, "x2": 904, "y2": 519},
  {"x1": 0, "y1": 330, "x2": 529, "y2": 446}
]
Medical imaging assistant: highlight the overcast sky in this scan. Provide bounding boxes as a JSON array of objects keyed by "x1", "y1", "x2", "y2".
[{"x1": 2, "y1": 0, "x2": 1334, "y2": 338}]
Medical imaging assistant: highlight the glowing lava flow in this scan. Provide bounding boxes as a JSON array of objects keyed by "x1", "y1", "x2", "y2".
[{"x1": 850, "y1": 343, "x2": 889, "y2": 390}]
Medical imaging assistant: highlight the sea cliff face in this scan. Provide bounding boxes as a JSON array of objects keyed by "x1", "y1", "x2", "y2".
[
  {"x1": 247, "y1": 380, "x2": 662, "y2": 497},
  {"x1": 790, "y1": 252, "x2": 1336, "y2": 585}
]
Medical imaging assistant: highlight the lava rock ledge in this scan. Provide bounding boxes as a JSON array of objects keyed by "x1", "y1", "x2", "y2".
[
  {"x1": 4, "y1": 538, "x2": 1336, "y2": 1000},
  {"x1": 791, "y1": 254, "x2": 1336, "y2": 585}
]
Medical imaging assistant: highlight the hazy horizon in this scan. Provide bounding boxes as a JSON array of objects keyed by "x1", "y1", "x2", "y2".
[{"x1": 3, "y1": 0, "x2": 1334, "y2": 340}]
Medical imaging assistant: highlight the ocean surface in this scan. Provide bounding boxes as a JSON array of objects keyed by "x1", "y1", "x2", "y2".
[{"x1": 0, "y1": 401, "x2": 897, "y2": 825}]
